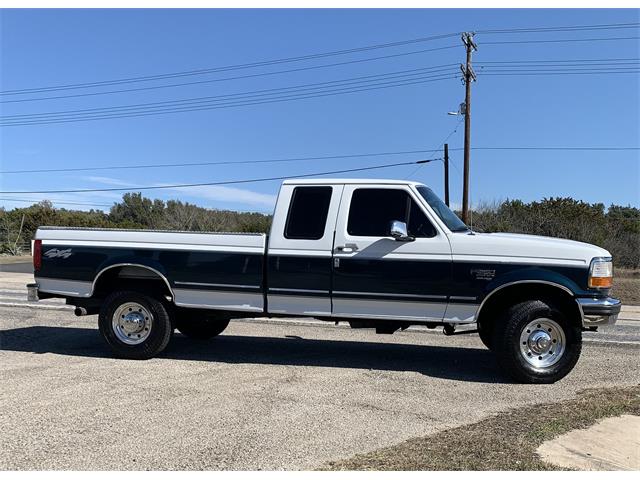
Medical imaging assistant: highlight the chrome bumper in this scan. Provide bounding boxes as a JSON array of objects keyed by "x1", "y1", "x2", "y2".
[
  {"x1": 26, "y1": 283, "x2": 39, "y2": 302},
  {"x1": 577, "y1": 297, "x2": 621, "y2": 327}
]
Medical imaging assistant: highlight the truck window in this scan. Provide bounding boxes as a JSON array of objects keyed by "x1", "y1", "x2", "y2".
[
  {"x1": 284, "y1": 186, "x2": 333, "y2": 240},
  {"x1": 347, "y1": 188, "x2": 436, "y2": 238}
]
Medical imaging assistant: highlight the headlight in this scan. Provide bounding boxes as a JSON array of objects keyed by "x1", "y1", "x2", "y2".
[{"x1": 588, "y1": 258, "x2": 613, "y2": 289}]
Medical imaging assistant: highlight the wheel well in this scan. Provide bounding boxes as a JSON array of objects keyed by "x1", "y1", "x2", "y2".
[
  {"x1": 476, "y1": 283, "x2": 582, "y2": 333},
  {"x1": 92, "y1": 265, "x2": 173, "y2": 300}
]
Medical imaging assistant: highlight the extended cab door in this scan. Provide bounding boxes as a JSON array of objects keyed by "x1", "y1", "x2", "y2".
[
  {"x1": 331, "y1": 184, "x2": 452, "y2": 321},
  {"x1": 266, "y1": 183, "x2": 344, "y2": 316}
]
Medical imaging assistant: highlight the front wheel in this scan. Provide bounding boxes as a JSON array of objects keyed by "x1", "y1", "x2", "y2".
[
  {"x1": 98, "y1": 290, "x2": 173, "y2": 360},
  {"x1": 493, "y1": 299, "x2": 582, "y2": 383},
  {"x1": 478, "y1": 321, "x2": 494, "y2": 350}
]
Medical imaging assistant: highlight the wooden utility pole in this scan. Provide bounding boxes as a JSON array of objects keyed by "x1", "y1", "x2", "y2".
[
  {"x1": 460, "y1": 32, "x2": 477, "y2": 224},
  {"x1": 443, "y1": 143, "x2": 450, "y2": 207}
]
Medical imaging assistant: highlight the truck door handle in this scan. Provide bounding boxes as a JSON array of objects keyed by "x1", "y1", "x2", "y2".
[{"x1": 336, "y1": 243, "x2": 359, "y2": 253}]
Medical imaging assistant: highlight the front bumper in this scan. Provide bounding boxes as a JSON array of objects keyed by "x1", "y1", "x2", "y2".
[{"x1": 577, "y1": 297, "x2": 621, "y2": 327}]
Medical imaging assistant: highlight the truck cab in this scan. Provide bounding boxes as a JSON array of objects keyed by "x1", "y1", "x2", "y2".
[{"x1": 268, "y1": 179, "x2": 456, "y2": 321}]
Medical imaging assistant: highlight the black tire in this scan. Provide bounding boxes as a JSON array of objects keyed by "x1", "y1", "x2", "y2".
[
  {"x1": 478, "y1": 322, "x2": 494, "y2": 350},
  {"x1": 492, "y1": 299, "x2": 582, "y2": 384},
  {"x1": 175, "y1": 312, "x2": 230, "y2": 340},
  {"x1": 98, "y1": 290, "x2": 173, "y2": 360}
]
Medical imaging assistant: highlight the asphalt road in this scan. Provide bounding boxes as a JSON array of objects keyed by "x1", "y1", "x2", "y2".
[
  {"x1": 0, "y1": 262, "x2": 32, "y2": 274},
  {"x1": 1, "y1": 272, "x2": 639, "y2": 470}
]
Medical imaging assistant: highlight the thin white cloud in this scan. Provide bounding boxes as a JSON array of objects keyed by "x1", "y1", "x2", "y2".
[
  {"x1": 83, "y1": 176, "x2": 138, "y2": 187},
  {"x1": 170, "y1": 185, "x2": 277, "y2": 209},
  {"x1": 82, "y1": 175, "x2": 276, "y2": 209}
]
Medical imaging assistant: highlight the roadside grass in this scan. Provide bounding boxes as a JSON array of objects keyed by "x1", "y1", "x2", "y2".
[
  {"x1": 0, "y1": 255, "x2": 31, "y2": 265},
  {"x1": 322, "y1": 385, "x2": 640, "y2": 471},
  {"x1": 613, "y1": 269, "x2": 640, "y2": 305}
]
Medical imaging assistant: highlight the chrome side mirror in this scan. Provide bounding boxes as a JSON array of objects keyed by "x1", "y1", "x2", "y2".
[{"x1": 389, "y1": 220, "x2": 414, "y2": 242}]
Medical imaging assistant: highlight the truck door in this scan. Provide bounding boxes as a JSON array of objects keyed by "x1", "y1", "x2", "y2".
[
  {"x1": 266, "y1": 183, "x2": 344, "y2": 316},
  {"x1": 331, "y1": 185, "x2": 452, "y2": 321}
]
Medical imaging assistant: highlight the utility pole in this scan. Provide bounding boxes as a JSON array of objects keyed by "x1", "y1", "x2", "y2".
[
  {"x1": 443, "y1": 143, "x2": 450, "y2": 207},
  {"x1": 460, "y1": 32, "x2": 477, "y2": 224}
]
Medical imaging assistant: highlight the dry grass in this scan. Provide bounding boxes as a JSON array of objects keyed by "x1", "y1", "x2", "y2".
[
  {"x1": 0, "y1": 255, "x2": 31, "y2": 265},
  {"x1": 322, "y1": 385, "x2": 640, "y2": 471},
  {"x1": 613, "y1": 269, "x2": 640, "y2": 305}
]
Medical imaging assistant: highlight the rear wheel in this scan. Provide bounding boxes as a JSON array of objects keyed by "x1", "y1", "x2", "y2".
[
  {"x1": 175, "y1": 312, "x2": 230, "y2": 340},
  {"x1": 492, "y1": 299, "x2": 581, "y2": 383},
  {"x1": 98, "y1": 290, "x2": 173, "y2": 359}
]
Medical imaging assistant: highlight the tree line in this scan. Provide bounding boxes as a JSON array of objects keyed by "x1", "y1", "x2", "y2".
[{"x1": 1, "y1": 193, "x2": 638, "y2": 268}]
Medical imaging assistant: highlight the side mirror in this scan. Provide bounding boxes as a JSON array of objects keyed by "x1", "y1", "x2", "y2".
[{"x1": 389, "y1": 220, "x2": 414, "y2": 242}]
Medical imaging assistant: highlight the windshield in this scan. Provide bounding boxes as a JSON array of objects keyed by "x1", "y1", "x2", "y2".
[{"x1": 416, "y1": 186, "x2": 469, "y2": 232}]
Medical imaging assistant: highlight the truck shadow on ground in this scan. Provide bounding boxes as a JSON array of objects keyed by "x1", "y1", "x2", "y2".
[{"x1": 0, "y1": 325, "x2": 509, "y2": 384}]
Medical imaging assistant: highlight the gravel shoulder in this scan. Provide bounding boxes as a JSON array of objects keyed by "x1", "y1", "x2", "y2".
[
  {"x1": 1, "y1": 271, "x2": 639, "y2": 470},
  {"x1": 1, "y1": 304, "x2": 639, "y2": 470}
]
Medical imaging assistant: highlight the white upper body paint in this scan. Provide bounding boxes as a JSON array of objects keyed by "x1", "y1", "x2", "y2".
[
  {"x1": 448, "y1": 232, "x2": 610, "y2": 267},
  {"x1": 35, "y1": 179, "x2": 611, "y2": 266}
]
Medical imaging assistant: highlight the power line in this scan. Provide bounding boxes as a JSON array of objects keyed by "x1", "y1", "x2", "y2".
[
  {"x1": 478, "y1": 67, "x2": 640, "y2": 73},
  {"x1": 477, "y1": 70, "x2": 639, "y2": 77},
  {"x1": 4, "y1": 64, "x2": 633, "y2": 125},
  {"x1": 1, "y1": 46, "x2": 460, "y2": 104},
  {"x1": 0, "y1": 158, "x2": 441, "y2": 194},
  {"x1": 3, "y1": 21, "x2": 637, "y2": 97},
  {"x1": 3, "y1": 145, "x2": 636, "y2": 175},
  {"x1": 476, "y1": 22, "x2": 640, "y2": 34},
  {"x1": 1, "y1": 65, "x2": 459, "y2": 121},
  {"x1": 476, "y1": 57, "x2": 640, "y2": 64},
  {"x1": 480, "y1": 36, "x2": 640, "y2": 45},
  {"x1": 405, "y1": 116, "x2": 464, "y2": 179},
  {"x1": 0, "y1": 74, "x2": 458, "y2": 126},
  {"x1": 0, "y1": 33, "x2": 461, "y2": 96},
  {"x1": 476, "y1": 61, "x2": 640, "y2": 69},
  {"x1": 464, "y1": 146, "x2": 640, "y2": 151},
  {"x1": 1, "y1": 149, "x2": 447, "y2": 175},
  {"x1": 0, "y1": 74, "x2": 458, "y2": 127},
  {"x1": 20, "y1": 64, "x2": 632, "y2": 127},
  {"x1": 3, "y1": 21, "x2": 636, "y2": 96}
]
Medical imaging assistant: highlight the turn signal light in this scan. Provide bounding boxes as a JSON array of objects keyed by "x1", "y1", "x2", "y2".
[
  {"x1": 588, "y1": 258, "x2": 613, "y2": 289},
  {"x1": 588, "y1": 276, "x2": 613, "y2": 288}
]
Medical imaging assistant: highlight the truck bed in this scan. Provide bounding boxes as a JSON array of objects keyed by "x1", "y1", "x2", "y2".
[{"x1": 35, "y1": 227, "x2": 267, "y2": 312}]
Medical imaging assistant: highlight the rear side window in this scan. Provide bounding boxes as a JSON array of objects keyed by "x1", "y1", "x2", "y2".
[
  {"x1": 347, "y1": 188, "x2": 436, "y2": 238},
  {"x1": 284, "y1": 186, "x2": 333, "y2": 240}
]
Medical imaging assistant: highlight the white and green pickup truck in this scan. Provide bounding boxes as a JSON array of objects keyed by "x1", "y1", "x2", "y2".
[{"x1": 28, "y1": 178, "x2": 620, "y2": 383}]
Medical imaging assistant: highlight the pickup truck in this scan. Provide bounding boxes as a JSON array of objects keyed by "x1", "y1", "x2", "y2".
[{"x1": 28, "y1": 178, "x2": 621, "y2": 383}]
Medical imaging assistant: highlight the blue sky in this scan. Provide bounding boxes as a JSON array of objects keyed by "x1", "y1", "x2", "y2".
[{"x1": 1, "y1": 8, "x2": 638, "y2": 214}]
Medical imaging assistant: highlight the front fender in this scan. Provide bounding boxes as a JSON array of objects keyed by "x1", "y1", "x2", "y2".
[{"x1": 482, "y1": 266, "x2": 582, "y2": 300}]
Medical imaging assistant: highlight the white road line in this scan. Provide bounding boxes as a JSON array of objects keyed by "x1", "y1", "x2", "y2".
[
  {"x1": 583, "y1": 338, "x2": 640, "y2": 347},
  {"x1": 0, "y1": 302, "x2": 72, "y2": 311}
]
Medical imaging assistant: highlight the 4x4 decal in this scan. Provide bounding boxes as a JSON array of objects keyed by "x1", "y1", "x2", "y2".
[{"x1": 44, "y1": 248, "x2": 73, "y2": 259}]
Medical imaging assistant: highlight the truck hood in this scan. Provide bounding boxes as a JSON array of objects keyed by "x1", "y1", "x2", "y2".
[{"x1": 448, "y1": 231, "x2": 610, "y2": 267}]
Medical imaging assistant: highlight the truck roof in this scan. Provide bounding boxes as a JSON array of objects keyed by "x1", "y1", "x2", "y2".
[{"x1": 282, "y1": 178, "x2": 426, "y2": 186}]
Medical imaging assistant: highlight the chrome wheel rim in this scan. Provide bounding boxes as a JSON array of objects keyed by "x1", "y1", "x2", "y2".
[
  {"x1": 519, "y1": 318, "x2": 566, "y2": 369},
  {"x1": 112, "y1": 302, "x2": 153, "y2": 345}
]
